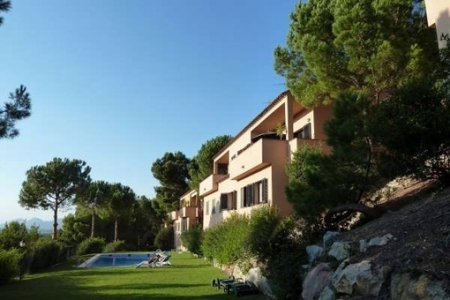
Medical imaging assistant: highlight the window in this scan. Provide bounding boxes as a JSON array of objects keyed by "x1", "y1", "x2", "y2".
[
  {"x1": 295, "y1": 123, "x2": 312, "y2": 139},
  {"x1": 241, "y1": 179, "x2": 268, "y2": 208},
  {"x1": 220, "y1": 194, "x2": 228, "y2": 210},
  {"x1": 181, "y1": 218, "x2": 188, "y2": 232},
  {"x1": 211, "y1": 199, "x2": 216, "y2": 214},
  {"x1": 205, "y1": 201, "x2": 209, "y2": 216},
  {"x1": 220, "y1": 191, "x2": 238, "y2": 211}
]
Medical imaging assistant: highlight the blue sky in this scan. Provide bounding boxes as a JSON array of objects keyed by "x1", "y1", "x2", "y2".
[{"x1": 0, "y1": 0, "x2": 298, "y2": 222}]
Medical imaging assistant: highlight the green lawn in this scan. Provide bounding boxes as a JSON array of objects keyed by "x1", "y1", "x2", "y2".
[{"x1": 0, "y1": 252, "x2": 266, "y2": 299}]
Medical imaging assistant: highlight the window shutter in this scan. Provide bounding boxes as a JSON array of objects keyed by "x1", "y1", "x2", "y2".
[{"x1": 263, "y1": 179, "x2": 268, "y2": 203}]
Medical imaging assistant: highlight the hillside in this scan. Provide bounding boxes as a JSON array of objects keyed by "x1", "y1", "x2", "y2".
[{"x1": 336, "y1": 182, "x2": 450, "y2": 298}]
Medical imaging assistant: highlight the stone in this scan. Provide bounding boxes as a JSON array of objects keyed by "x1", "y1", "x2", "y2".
[
  {"x1": 306, "y1": 245, "x2": 324, "y2": 264},
  {"x1": 318, "y1": 286, "x2": 336, "y2": 300},
  {"x1": 328, "y1": 241, "x2": 352, "y2": 261},
  {"x1": 302, "y1": 263, "x2": 333, "y2": 300},
  {"x1": 323, "y1": 231, "x2": 340, "y2": 249},
  {"x1": 368, "y1": 233, "x2": 394, "y2": 247},
  {"x1": 246, "y1": 267, "x2": 273, "y2": 297},
  {"x1": 359, "y1": 239, "x2": 368, "y2": 253},
  {"x1": 391, "y1": 273, "x2": 450, "y2": 300},
  {"x1": 331, "y1": 260, "x2": 389, "y2": 297}
]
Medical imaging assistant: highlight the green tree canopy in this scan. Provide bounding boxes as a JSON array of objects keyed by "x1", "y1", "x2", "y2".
[
  {"x1": 102, "y1": 183, "x2": 136, "y2": 241},
  {"x1": 0, "y1": 2, "x2": 31, "y2": 139},
  {"x1": 151, "y1": 151, "x2": 190, "y2": 212},
  {"x1": 19, "y1": 158, "x2": 91, "y2": 239},
  {"x1": 188, "y1": 135, "x2": 232, "y2": 190},
  {"x1": 371, "y1": 80, "x2": 450, "y2": 183},
  {"x1": 75, "y1": 180, "x2": 111, "y2": 238},
  {"x1": 274, "y1": 0, "x2": 440, "y2": 106}
]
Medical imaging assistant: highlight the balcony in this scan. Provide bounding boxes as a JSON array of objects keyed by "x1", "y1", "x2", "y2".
[
  {"x1": 199, "y1": 174, "x2": 228, "y2": 197},
  {"x1": 179, "y1": 206, "x2": 198, "y2": 219},
  {"x1": 229, "y1": 138, "x2": 288, "y2": 180},
  {"x1": 288, "y1": 138, "x2": 330, "y2": 155}
]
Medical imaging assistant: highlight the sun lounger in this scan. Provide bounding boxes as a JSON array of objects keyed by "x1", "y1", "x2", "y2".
[
  {"x1": 223, "y1": 280, "x2": 260, "y2": 297},
  {"x1": 211, "y1": 276, "x2": 237, "y2": 289}
]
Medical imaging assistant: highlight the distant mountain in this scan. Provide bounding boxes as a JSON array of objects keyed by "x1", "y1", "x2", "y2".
[{"x1": 0, "y1": 218, "x2": 62, "y2": 234}]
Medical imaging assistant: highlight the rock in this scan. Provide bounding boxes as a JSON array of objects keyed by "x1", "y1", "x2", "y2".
[
  {"x1": 391, "y1": 273, "x2": 450, "y2": 300},
  {"x1": 328, "y1": 241, "x2": 352, "y2": 261},
  {"x1": 368, "y1": 233, "x2": 394, "y2": 247},
  {"x1": 302, "y1": 263, "x2": 333, "y2": 300},
  {"x1": 246, "y1": 267, "x2": 272, "y2": 297},
  {"x1": 306, "y1": 245, "x2": 324, "y2": 264},
  {"x1": 359, "y1": 239, "x2": 368, "y2": 253},
  {"x1": 323, "y1": 231, "x2": 340, "y2": 249},
  {"x1": 331, "y1": 260, "x2": 389, "y2": 297},
  {"x1": 318, "y1": 286, "x2": 336, "y2": 300}
]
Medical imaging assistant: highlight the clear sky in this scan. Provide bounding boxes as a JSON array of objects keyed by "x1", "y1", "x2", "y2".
[{"x1": 0, "y1": 0, "x2": 298, "y2": 223}]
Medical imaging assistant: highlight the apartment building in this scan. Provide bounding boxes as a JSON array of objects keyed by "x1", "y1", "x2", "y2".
[
  {"x1": 424, "y1": 0, "x2": 450, "y2": 48},
  {"x1": 170, "y1": 189, "x2": 202, "y2": 250},
  {"x1": 199, "y1": 91, "x2": 333, "y2": 229}
]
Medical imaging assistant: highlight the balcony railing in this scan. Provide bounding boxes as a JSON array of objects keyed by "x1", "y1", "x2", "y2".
[
  {"x1": 199, "y1": 174, "x2": 228, "y2": 196},
  {"x1": 229, "y1": 138, "x2": 288, "y2": 180},
  {"x1": 288, "y1": 138, "x2": 330, "y2": 155}
]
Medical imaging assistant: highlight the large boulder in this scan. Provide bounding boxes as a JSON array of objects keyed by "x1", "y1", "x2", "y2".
[
  {"x1": 328, "y1": 241, "x2": 352, "y2": 261},
  {"x1": 302, "y1": 263, "x2": 333, "y2": 300},
  {"x1": 331, "y1": 260, "x2": 390, "y2": 297},
  {"x1": 246, "y1": 267, "x2": 272, "y2": 296}
]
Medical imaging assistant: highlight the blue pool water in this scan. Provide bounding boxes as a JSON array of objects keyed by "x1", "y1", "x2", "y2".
[{"x1": 78, "y1": 253, "x2": 154, "y2": 268}]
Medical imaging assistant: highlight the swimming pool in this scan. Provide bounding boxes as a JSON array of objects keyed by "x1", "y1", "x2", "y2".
[{"x1": 77, "y1": 253, "x2": 154, "y2": 268}]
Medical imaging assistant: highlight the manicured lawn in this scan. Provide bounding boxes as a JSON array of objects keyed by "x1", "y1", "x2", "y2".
[{"x1": 0, "y1": 252, "x2": 266, "y2": 299}]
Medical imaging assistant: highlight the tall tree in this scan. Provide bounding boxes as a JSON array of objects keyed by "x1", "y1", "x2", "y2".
[
  {"x1": 274, "y1": 0, "x2": 440, "y2": 106},
  {"x1": 103, "y1": 183, "x2": 136, "y2": 241},
  {"x1": 76, "y1": 180, "x2": 110, "y2": 238},
  {"x1": 151, "y1": 151, "x2": 190, "y2": 211},
  {"x1": 0, "y1": 2, "x2": 32, "y2": 138},
  {"x1": 130, "y1": 195, "x2": 162, "y2": 248},
  {"x1": 188, "y1": 135, "x2": 232, "y2": 191},
  {"x1": 19, "y1": 158, "x2": 91, "y2": 239}
]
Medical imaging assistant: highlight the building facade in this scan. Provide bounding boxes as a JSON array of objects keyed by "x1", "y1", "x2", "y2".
[
  {"x1": 199, "y1": 91, "x2": 333, "y2": 229},
  {"x1": 170, "y1": 189, "x2": 202, "y2": 250},
  {"x1": 424, "y1": 0, "x2": 450, "y2": 48}
]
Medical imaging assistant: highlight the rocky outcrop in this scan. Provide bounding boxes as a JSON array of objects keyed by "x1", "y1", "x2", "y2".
[{"x1": 301, "y1": 231, "x2": 450, "y2": 299}]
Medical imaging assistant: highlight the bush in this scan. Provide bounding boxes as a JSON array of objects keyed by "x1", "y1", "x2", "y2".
[
  {"x1": 0, "y1": 249, "x2": 21, "y2": 285},
  {"x1": 29, "y1": 238, "x2": 62, "y2": 272},
  {"x1": 262, "y1": 218, "x2": 305, "y2": 299},
  {"x1": 247, "y1": 206, "x2": 282, "y2": 262},
  {"x1": 179, "y1": 225, "x2": 203, "y2": 255},
  {"x1": 76, "y1": 237, "x2": 106, "y2": 256},
  {"x1": 154, "y1": 227, "x2": 174, "y2": 250},
  {"x1": 103, "y1": 240, "x2": 127, "y2": 253},
  {"x1": 201, "y1": 213, "x2": 250, "y2": 265},
  {"x1": 263, "y1": 218, "x2": 324, "y2": 299}
]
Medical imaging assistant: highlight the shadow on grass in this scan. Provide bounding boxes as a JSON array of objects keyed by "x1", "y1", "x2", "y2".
[{"x1": 2, "y1": 276, "x2": 264, "y2": 300}]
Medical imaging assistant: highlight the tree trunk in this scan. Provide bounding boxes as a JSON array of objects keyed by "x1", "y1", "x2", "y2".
[
  {"x1": 114, "y1": 217, "x2": 119, "y2": 241},
  {"x1": 52, "y1": 208, "x2": 58, "y2": 240},
  {"x1": 90, "y1": 211, "x2": 96, "y2": 238}
]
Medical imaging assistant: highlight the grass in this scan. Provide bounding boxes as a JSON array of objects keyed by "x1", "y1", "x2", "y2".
[{"x1": 0, "y1": 252, "x2": 266, "y2": 299}]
